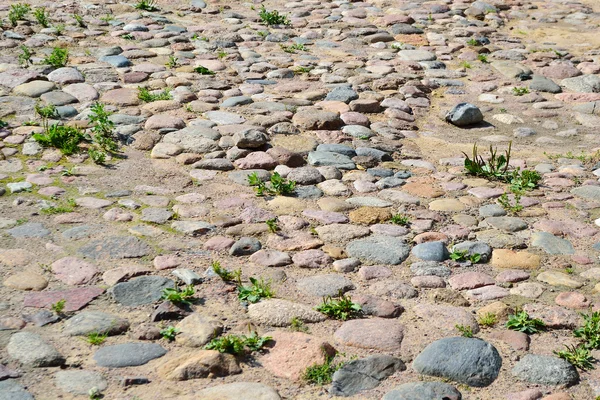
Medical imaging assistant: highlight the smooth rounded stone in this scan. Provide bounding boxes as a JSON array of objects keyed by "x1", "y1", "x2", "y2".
[
  {"x1": 452, "y1": 241, "x2": 493, "y2": 262},
  {"x1": 411, "y1": 275, "x2": 446, "y2": 288},
  {"x1": 3, "y1": 271, "x2": 48, "y2": 291},
  {"x1": 40, "y1": 90, "x2": 78, "y2": 106},
  {"x1": 7, "y1": 332, "x2": 64, "y2": 367},
  {"x1": 248, "y1": 299, "x2": 325, "y2": 326},
  {"x1": 308, "y1": 151, "x2": 356, "y2": 170},
  {"x1": 359, "y1": 265, "x2": 392, "y2": 280},
  {"x1": 287, "y1": 167, "x2": 324, "y2": 185},
  {"x1": 537, "y1": 271, "x2": 582, "y2": 289},
  {"x1": 510, "y1": 283, "x2": 545, "y2": 298},
  {"x1": 292, "y1": 249, "x2": 332, "y2": 268},
  {"x1": 194, "y1": 382, "x2": 281, "y2": 400},
  {"x1": 140, "y1": 208, "x2": 174, "y2": 224},
  {"x1": 479, "y1": 204, "x2": 506, "y2": 217},
  {"x1": 0, "y1": 380, "x2": 35, "y2": 400},
  {"x1": 55, "y1": 370, "x2": 107, "y2": 395},
  {"x1": 346, "y1": 235, "x2": 410, "y2": 265},
  {"x1": 531, "y1": 232, "x2": 575, "y2": 255},
  {"x1": 175, "y1": 314, "x2": 223, "y2": 347},
  {"x1": 206, "y1": 111, "x2": 246, "y2": 125},
  {"x1": 7, "y1": 222, "x2": 50, "y2": 238},
  {"x1": 497, "y1": 270, "x2": 530, "y2": 283},
  {"x1": 63, "y1": 311, "x2": 129, "y2": 336},
  {"x1": 325, "y1": 86, "x2": 359, "y2": 103},
  {"x1": 79, "y1": 236, "x2": 151, "y2": 260},
  {"x1": 158, "y1": 349, "x2": 240, "y2": 381},
  {"x1": 429, "y1": 198, "x2": 466, "y2": 212},
  {"x1": 449, "y1": 272, "x2": 494, "y2": 291},
  {"x1": 109, "y1": 276, "x2": 175, "y2": 306},
  {"x1": 292, "y1": 109, "x2": 342, "y2": 130},
  {"x1": 445, "y1": 103, "x2": 483, "y2": 126},
  {"x1": 249, "y1": 250, "x2": 291, "y2": 267},
  {"x1": 382, "y1": 382, "x2": 462, "y2": 400},
  {"x1": 561, "y1": 74, "x2": 600, "y2": 93},
  {"x1": 410, "y1": 261, "x2": 451, "y2": 277},
  {"x1": 369, "y1": 224, "x2": 409, "y2": 237},
  {"x1": 94, "y1": 343, "x2": 167, "y2": 368},
  {"x1": 229, "y1": 237, "x2": 261, "y2": 256},
  {"x1": 411, "y1": 241, "x2": 448, "y2": 262},
  {"x1": 261, "y1": 331, "x2": 335, "y2": 381},
  {"x1": 465, "y1": 285, "x2": 510, "y2": 301},
  {"x1": 13, "y1": 80, "x2": 56, "y2": 97},
  {"x1": 330, "y1": 355, "x2": 406, "y2": 397},
  {"x1": 512, "y1": 355, "x2": 578, "y2": 386},
  {"x1": 334, "y1": 318, "x2": 404, "y2": 351},
  {"x1": 228, "y1": 169, "x2": 270, "y2": 186},
  {"x1": 333, "y1": 258, "x2": 361, "y2": 273},
  {"x1": 297, "y1": 274, "x2": 355, "y2": 297},
  {"x1": 413, "y1": 337, "x2": 501, "y2": 387},
  {"x1": 316, "y1": 224, "x2": 370, "y2": 243},
  {"x1": 398, "y1": 50, "x2": 436, "y2": 61},
  {"x1": 484, "y1": 216, "x2": 528, "y2": 232}
]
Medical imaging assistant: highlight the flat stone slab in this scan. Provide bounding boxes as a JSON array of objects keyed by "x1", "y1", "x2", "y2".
[
  {"x1": 78, "y1": 236, "x2": 152, "y2": 260},
  {"x1": 382, "y1": 382, "x2": 462, "y2": 400},
  {"x1": 23, "y1": 287, "x2": 104, "y2": 311},
  {"x1": 0, "y1": 380, "x2": 34, "y2": 400},
  {"x1": 334, "y1": 318, "x2": 404, "y2": 351},
  {"x1": 6, "y1": 223, "x2": 50, "y2": 238},
  {"x1": 109, "y1": 276, "x2": 175, "y2": 306},
  {"x1": 247, "y1": 299, "x2": 326, "y2": 326},
  {"x1": 63, "y1": 311, "x2": 130, "y2": 336},
  {"x1": 94, "y1": 343, "x2": 167, "y2": 367},
  {"x1": 55, "y1": 370, "x2": 107, "y2": 395},
  {"x1": 194, "y1": 382, "x2": 281, "y2": 400}
]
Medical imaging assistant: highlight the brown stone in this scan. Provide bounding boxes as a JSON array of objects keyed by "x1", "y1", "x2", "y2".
[
  {"x1": 0, "y1": 249, "x2": 31, "y2": 267},
  {"x1": 349, "y1": 207, "x2": 391, "y2": 224},
  {"x1": 158, "y1": 350, "x2": 241, "y2": 381},
  {"x1": 491, "y1": 249, "x2": 541, "y2": 269},
  {"x1": 4, "y1": 271, "x2": 48, "y2": 291}
]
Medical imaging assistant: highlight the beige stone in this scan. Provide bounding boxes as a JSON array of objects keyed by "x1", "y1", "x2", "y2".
[{"x1": 491, "y1": 249, "x2": 541, "y2": 270}]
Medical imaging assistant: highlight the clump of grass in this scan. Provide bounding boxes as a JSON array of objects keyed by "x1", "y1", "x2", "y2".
[
  {"x1": 258, "y1": 5, "x2": 290, "y2": 26},
  {"x1": 160, "y1": 325, "x2": 179, "y2": 341},
  {"x1": 33, "y1": 125, "x2": 84, "y2": 156},
  {"x1": 51, "y1": 299, "x2": 66, "y2": 314},
  {"x1": 73, "y1": 14, "x2": 86, "y2": 27},
  {"x1": 477, "y1": 54, "x2": 489, "y2": 63},
  {"x1": 137, "y1": 87, "x2": 172, "y2": 102},
  {"x1": 33, "y1": 7, "x2": 50, "y2": 27},
  {"x1": 204, "y1": 331, "x2": 271, "y2": 355},
  {"x1": 161, "y1": 285, "x2": 196, "y2": 305},
  {"x1": 9, "y1": 3, "x2": 31, "y2": 27},
  {"x1": 290, "y1": 317, "x2": 309, "y2": 333},
  {"x1": 211, "y1": 260, "x2": 240, "y2": 282},
  {"x1": 265, "y1": 217, "x2": 279, "y2": 233},
  {"x1": 134, "y1": 0, "x2": 159, "y2": 11},
  {"x1": 43, "y1": 47, "x2": 69, "y2": 68},
  {"x1": 463, "y1": 142, "x2": 511, "y2": 180},
  {"x1": 280, "y1": 43, "x2": 308, "y2": 53},
  {"x1": 303, "y1": 355, "x2": 343, "y2": 385},
  {"x1": 512, "y1": 87, "x2": 530, "y2": 96},
  {"x1": 18, "y1": 45, "x2": 33, "y2": 66},
  {"x1": 389, "y1": 213, "x2": 410, "y2": 226},
  {"x1": 166, "y1": 55, "x2": 179, "y2": 69},
  {"x1": 478, "y1": 313, "x2": 498, "y2": 328},
  {"x1": 88, "y1": 102, "x2": 118, "y2": 155},
  {"x1": 574, "y1": 311, "x2": 600, "y2": 349},
  {"x1": 449, "y1": 250, "x2": 482, "y2": 264},
  {"x1": 554, "y1": 344, "x2": 594, "y2": 370},
  {"x1": 86, "y1": 332, "x2": 108, "y2": 345},
  {"x1": 316, "y1": 292, "x2": 361, "y2": 321},
  {"x1": 194, "y1": 66, "x2": 215, "y2": 75},
  {"x1": 498, "y1": 191, "x2": 523, "y2": 215},
  {"x1": 460, "y1": 61, "x2": 472, "y2": 69},
  {"x1": 248, "y1": 172, "x2": 296, "y2": 196},
  {"x1": 237, "y1": 277, "x2": 274, "y2": 304},
  {"x1": 456, "y1": 324, "x2": 474, "y2": 338},
  {"x1": 506, "y1": 309, "x2": 545, "y2": 334}
]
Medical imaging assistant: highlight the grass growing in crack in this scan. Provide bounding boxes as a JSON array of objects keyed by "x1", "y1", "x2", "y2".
[
  {"x1": 161, "y1": 285, "x2": 195, "y2": 305},
  {"x1": 33, "y1": 125, "x2": 84, "y2": 155},
  {"x1": 290, "y1": 317, "x2": 309, "y2": 333},
  {"x1": 574, "y1": 311, "x2": 600, "y2": 349},
  {"x1": 265, "y1": 217, "x2": 279, "y2": 233},
  {"x1": 73, "y1": 14, "x2": 86, "y2": 27},
  {"x1": 463, "y1": 142, "x2": 511, "y2": 180},
  {"x1": 134, "y1": 0, "x2": 159, "y2": 11},
  {"x1": 509, "y1": 169, "x2": 541, "y2": 192},
  {"x1": 280, "y1": 43, "x2": 308, "y2": 53},
  {"x1": 555, "y1": 344, "x2": 594, "y2": 370},
  {"x1": 460, "y1": 61, "x2": 472, "y2": 69},
  {"x1": 51, "y1": 299, "x2": 66, "y2": 314},
  {"x1": 237, "y1": 277, "x2": 274, "y2": 304},
  {"x1": 43, "y1": 47, "x2": 68, "y2": 68},
  {"x1": 478, "y1": 313, "x2": 498, "y2": 327},
  {"x1": 0, "y1": 120, "x2": 8, "y2": 129},
  {"x1": 449, "y1": 250, "x2": 482, "y2": 264},
  {"x1": 467, "y1": 38, "x2": 481, "y2": 46},
  {"x1": 33, "y1": 7, "x2": 50, "y2": 27},
  {"x1": 138, "y1": 87, "x2": 172, "y2": 102},
  {"x1": 204, "y1": 331, "x2": 272, "y2": 354},
  {"x1": 166, "y1": 55, "x2": 179, "y2": 69},
  {"x1": 160, "y1": 325, "x2": 179, "y2": 341},
  {"x1": 498, "y1": 191, "x2": 523, "y2": 215},
  {"x1": 86, "y1": 332, "x2": 108, "y2": 345},
  {"x1": 303, "y1": 355, "x2": 343, "y2": 385},
  {"x1": 316, "y1": 292, "x2": 361, "y2": 321},
  {"x1": 194, "y1": 66, "x2": 215, "y2": 75},
  {"x1": 19, "y1": 45, "x2": 33, "y2": 66},
  {"x1": 512, "y1": 86, "x2": 529, "y2": 96},
  {"x1": 248, "y1": 172, "x2": 296, "y2": 196},
  {"x1": 506, "y1": 309, "x2": 545, "y2": 334},
  {"x1": 9, "y1": 3, "x2": 30, "y2": 27},
  {"x1": 456, "y1": 324, "x2": 474, "y2": 338},
  {"x1": 88, "y1": 102, "x2": 118, "y2": 158},
  {"x1": 258, "y1": 6, "x2": 290, "y2": 26},
  {"x1": 477, "y1": 54, "x2": 489, "y2": 63},
  {"x1": 389, "y1": 213, "x2": 410, "y2": 226},
  {"x1": 211, "y1": 260, "x2": 241, "y2": 282}
]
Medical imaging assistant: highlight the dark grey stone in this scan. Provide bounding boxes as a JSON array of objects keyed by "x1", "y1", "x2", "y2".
[
  {"x1": 94, "y1": 343, "x2": 167, "y2": 367},
  {"x1": 413, "y1": 337, "x2": 501, "y2": 387},
  {"x1": 297, "y1": 274, "x2": 355, "y2": 297},
  {"x1": 383, "y1": 382, "x2": 461, "y2": 400},
  {"x1": 411, "y1": 241, "x2": 449, "y2": 262},
  {"x1": 78, "y1": 236, "x2": 152, "y2": 260},
  {"x1": 308, "y1": 151, "x2": 356, "y2": 170},
  {"x1": 325, "y1": 86, "x2": 359, "y2": 103},
  {"x1": 230, "y1": 237, "x2": 262, "y2": 256},
  {"x1": 410, "y1": 261, "x2": 451, "y2": 277},
  {"x1": 330, "y1": 355, "x2": 406, "y2": 397},
  {"x1": 109, "y1": 276, "x2": 175, "y2": 306},
  {"x1": 7, "y1": 223, "x2": 50, "y2": 238},
  {"x1": 512, "y1": 354, "x2": 579, "y2": 386},
  {"x1": 445, "y1": 103, "x2": 484, "y2": 126},
  {"x1": 100, "y1": 55, "x2": 132, "y2": 68}
]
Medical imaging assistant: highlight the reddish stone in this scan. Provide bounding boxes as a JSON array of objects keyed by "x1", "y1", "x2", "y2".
[
  {"x1": 358, "y1": 265, "x2": 392, "y2": 280},
  {"x1": 449, "y1": 272, "x2": 494, "y2": 290},
  {"x1": 413, "y1": 231, "x2": 449, "y2": 244},
  {"x1": 489, "y1": 330, "x2": 530, "y2": 351},
  {"x1": 23, "y1": 287, "x2": 104, "y2": 311},
  {"x1": 352, "y1": 294, "x2": 403, "y2": 318},
  {"x1": 411, "y1": 275, "x2": 446, "y2": 288},
  {"x1": 203, "y1": 236, "x2": 235, "y2": 251},
  {"x1": 334, "y1": 318, "x2": 404, "y2": 351},
  {"x1": 555, "y1": 292, "x2": 590, "y2": 309},
  {"x1": 505, "y1": 389, "x2": 543, "y2": 400}
]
